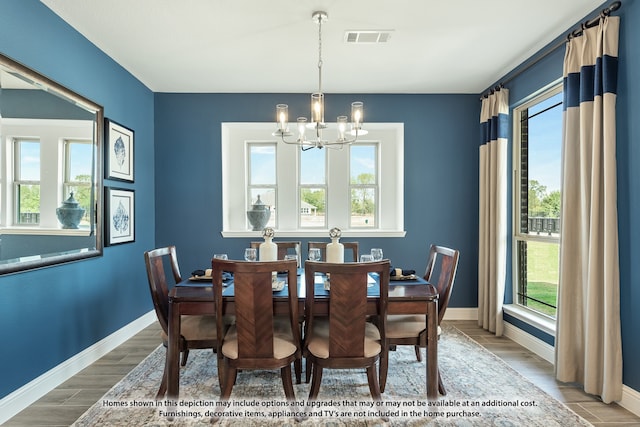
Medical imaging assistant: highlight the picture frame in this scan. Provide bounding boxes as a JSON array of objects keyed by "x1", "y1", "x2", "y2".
[
  {"x1": 105, "y1": 118, "x2": 134, "y2": 182},
  {"x1": 105, "y1": 187, "x2": 135, "y2": 246}
]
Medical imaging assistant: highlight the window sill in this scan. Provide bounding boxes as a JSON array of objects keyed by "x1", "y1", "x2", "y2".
[
  {"x1": 0, "y1": 227, "x2": 92, "y2": 237},
  {"x1": 503, "y1": 304, "x2": 556, "y2": 337},
  {"x1": 221, "y1": 230, "x2": 407, "y2": 238}
]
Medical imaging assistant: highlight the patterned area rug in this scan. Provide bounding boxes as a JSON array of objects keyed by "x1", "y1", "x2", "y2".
[{"x1": 72, "y1": 325, "x2": 591, "y2": 426}]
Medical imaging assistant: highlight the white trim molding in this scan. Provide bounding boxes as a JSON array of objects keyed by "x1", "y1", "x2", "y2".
[{"x1": 0, "y1": 311, "x2": 156, "y2": 425}]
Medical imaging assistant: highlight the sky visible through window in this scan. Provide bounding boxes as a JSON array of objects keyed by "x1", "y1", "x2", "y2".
[{"x1": 527, "y1": 92, "x2": 563, "y2": 193}]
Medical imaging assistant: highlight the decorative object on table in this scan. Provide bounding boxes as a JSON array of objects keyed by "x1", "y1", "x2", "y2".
[
  {"x1": 389, "y1": 266, "x2": 417, "y2": 280},
  {"x1": 326, "y1": 227, "x2": 344, "y2": 263},
  {"x1": 244, "y1": 248, "x2": 257, "y2": 262},
  {"x1": 105, "y1": 118, "x2": 134, "y2": 182},
  {"x1": 259, "y1": 227, "x2": 277, "y2": 261},
  {"x1": 56, "y1": 192, "x2": 85, "y2": 229},
  {"x1": 105, "y1": 187, "x2": 135, "y2": 246},
  {"x1": 246, "y1": 194, "x2": 271, "y2": 231}
]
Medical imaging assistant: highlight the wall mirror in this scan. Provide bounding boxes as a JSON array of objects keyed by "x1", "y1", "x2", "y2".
[{"x1": 0, "y1": 52, "x2": 103, "y2": 274}]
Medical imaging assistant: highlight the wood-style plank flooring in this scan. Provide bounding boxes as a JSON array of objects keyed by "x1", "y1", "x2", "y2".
[{"x1": 4, "y1": 320, "x2": 639, "y2": 426}]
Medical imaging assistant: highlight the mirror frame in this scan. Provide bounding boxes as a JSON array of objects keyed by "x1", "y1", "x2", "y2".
[{"x1": 0, "y1": 52, "x2": 104, "y2": 274}]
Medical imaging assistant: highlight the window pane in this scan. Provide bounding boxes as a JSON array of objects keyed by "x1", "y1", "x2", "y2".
[
  {"x1": 300, "y1": 148, "x2": 325, "y2": 185},
  {"x1": 516, "y1": 240, "x2": 558, "y2": 317},
  {"x1": 524, "y1": 92, "x2": 562, "y2": 236},
  {"x1": 68, "y1": 141, "x2": 93, "y2": 181},
  {"x1": 350, "y1": 145, "x2": 376, "y2": 184},
  {"x1": 300, "y1": 187, "x2": 325, "y2": 228},
  {"x1": 17, "y1": 184, "x2": 40, "y2": 224},
  {"x1": 249, "y1": 188, "x2": 275, "y2": 229},
  {"x1": 350, "y1": 187, "x2": 376, "y2": 227},
  {"x1": 249, "y1": 144, "x2": 276, "y2": 185},
  {"x1": 18, "y1": 141, "x2": 40, "y2": 180}
]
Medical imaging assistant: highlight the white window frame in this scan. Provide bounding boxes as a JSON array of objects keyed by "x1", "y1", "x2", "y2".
[
  {"x1": 506, "y1": 81, "x2": 563, "y2": 336},
  {"x1": 0, "y1": 118, "x2": 94, "y2": 236},
  {"x1": 221, "y1": 122, "x2": 405, "y2": 238}
]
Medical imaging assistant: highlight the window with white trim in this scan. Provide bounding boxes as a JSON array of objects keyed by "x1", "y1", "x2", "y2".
[
  {"x1": 1, "y1": 118, "x2": 94, "y2": 231},
  {"x1": 221, "y1": 123, "x2": 405, "y2": 237},
  {"x1": 512, "y1": 83, "x2": 563, "y2": 320}
]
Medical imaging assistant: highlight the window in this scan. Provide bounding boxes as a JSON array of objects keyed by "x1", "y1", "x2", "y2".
[
  {"x1": 221, "y1": 123, "x2": 404, "y2": 237},
  {"x1": 1, "y1": 119, "x2": 94, "y2": 232},
  {"x1": 14, "y1": 139, "x2": 41, "y2": 225},
  {"x1": 63, "y1": 140, "x2": 93, "y2": 226},
  {"x1": 350, "y1": 144, "x2": 378, "y2": 228},
  {"x1": 512, "y1": 83, "x2": 563, "y2": 320},
  {"x1": 247, "y1": 143, "x2": 277, "y2": 228}
]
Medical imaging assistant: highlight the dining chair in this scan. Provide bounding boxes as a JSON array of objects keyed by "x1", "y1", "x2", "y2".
[
  {"x1": 303, "y1": 260, "x2": 390, "y2": 402},
  {"x1": 211, "y1": 258, "x2": 301, "y2": 401},
  {"x1": 251, "y1": 240, "x2": 302, "y2": 267},
  {"x1": 307, "y1": 241, "x2": 359, "y2": 262},
  {"x1": 143, "y1": 246, "x2": 218, "y2": 399},
  {"x1": 380, "y1": 244, "x2": 459, "y2": 395}
]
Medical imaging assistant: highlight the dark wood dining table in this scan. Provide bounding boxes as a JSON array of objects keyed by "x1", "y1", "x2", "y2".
[{"x1": 166, "y1": 271, "x2": 439, "y2": 400}]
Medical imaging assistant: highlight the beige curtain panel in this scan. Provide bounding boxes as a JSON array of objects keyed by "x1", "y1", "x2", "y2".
[
  {"x1": 478, "y1": 89, "x2": 509, "y2": 337},
  {"x1": 555, "y1": 16, "x2": 622, "y2": 404}
]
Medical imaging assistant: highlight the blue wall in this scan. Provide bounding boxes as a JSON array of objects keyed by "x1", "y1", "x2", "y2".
[
  {"x1": 0, "y1": 1, "x2": 155, "y2": 399},
  {"x1": 153, "y1": 92, "x2": 480, "y2": 307}
]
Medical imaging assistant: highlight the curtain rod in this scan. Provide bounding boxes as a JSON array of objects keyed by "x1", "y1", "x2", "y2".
[{"x1": 480, "y1": 1, "x2": 622, "y2": 100}]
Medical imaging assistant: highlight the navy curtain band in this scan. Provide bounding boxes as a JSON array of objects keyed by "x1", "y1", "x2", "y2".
[
  {"x1": 563, "y1": 54, "x2": 618, "y2": 109},
  {"x1": 480, "y1": 113, "x2": 509, "y2": 145}
]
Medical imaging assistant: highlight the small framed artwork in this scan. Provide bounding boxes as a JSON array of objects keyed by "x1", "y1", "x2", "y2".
[
  {"x1": 105, "y1": 118, "x2": 134, "y2": 182},
  {"x1": 105, "y1": 187, "x2": 135, "y2": 246}
]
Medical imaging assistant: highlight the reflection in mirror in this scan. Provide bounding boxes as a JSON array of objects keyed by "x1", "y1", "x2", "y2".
[{"x1": 0, "y1": 52, "x2": 103, "y2": 274}]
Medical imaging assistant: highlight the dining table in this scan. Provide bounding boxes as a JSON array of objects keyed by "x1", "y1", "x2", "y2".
[{"x1": 166, "y1": 268, "x2": 439, "y2": 401}]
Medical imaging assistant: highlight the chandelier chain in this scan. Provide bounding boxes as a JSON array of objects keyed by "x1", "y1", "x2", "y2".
[{"x1": 317, "y1": 14, "x2": 323, "y2": 94}]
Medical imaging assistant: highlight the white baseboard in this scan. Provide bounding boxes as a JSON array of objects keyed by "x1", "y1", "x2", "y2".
[
  {"x1": 443, "y1": 307, "x2": 478, "y2": 320},
  {"x1": 503, "y1": 321, "x2": 555, "y2": 363},
  {"x1": 502, "y1": 319, "x2": 640, "y2": 418},
  {"x1": 0, "y1": 311, "x2": 156, "y2": 425}
]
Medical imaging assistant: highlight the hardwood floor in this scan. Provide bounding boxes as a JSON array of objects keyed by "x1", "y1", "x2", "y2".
[{"x1": 4, "y1": 320, "x2": 640, "y2": 426}]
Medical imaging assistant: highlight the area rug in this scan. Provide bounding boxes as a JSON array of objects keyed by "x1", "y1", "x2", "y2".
[{"x1": 72, "y1": 325, "x2": 591, "y2": 426}]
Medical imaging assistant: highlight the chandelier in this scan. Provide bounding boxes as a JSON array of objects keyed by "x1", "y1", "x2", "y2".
[{"x1": 272, "y1": 11, "x2": 366, "y2": 150}]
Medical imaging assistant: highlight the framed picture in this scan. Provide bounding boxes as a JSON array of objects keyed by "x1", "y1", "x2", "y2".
[
  {"x1": 105, "y1": 187, "x2": 135, "y2": 246},
  {"x1": 105, "y1": 118, "x2": 134, "y2": 182}
]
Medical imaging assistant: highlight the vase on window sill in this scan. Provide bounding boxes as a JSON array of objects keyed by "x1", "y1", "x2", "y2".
[
  {"x1": 56, "y1": 192, "x2": 85, "y2": 229},
  {"x1": 246, "y1": 194, "x2": 270, "y2": 231}
]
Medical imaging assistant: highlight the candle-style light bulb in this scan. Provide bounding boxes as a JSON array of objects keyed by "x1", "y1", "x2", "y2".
[{"x1": 276, "y1": 104, "x2": 289, "y2": 132}]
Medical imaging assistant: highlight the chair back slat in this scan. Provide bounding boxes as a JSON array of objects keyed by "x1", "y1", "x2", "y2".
[
  {"x1": 423, "y1": 245, "x2": 460, "y2": 323},
  {"x1": 144, "y1": 246, "x2": 182, "y2": 334},
  {"x1": 234, "y1": 271, "x2": 275, "y2": 358},
  {"x1": 328, "y1": 271, "x2": 367, "y2": 357}
]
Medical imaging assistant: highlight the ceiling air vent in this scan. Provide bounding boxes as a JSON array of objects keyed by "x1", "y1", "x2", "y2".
[{"x1": 344, "y1": 30, "x2": 393, "y2": 44}]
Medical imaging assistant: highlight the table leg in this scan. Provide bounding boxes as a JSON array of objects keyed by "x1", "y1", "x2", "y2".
[
  {"x1": 426, "y1": 299, "x2": 438, "y2": 399},
  {"x1": 167, "y1": 301, "x2": 181, "y2": 402}
]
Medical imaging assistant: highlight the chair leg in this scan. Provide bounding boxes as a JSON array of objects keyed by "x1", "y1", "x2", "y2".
[
  {"x1": 180, "y1": 349, "x2": 190, "y2": 366},
  {"x1": 438, "y1": 368, "x2": 447, "y2": 395},
  {"x1": 305, "y1": 358, "x2": 312, "y2": 383},
  {"x1": 366, "y1": 364, "x2": 382, "y2": 401},
  {"x1": 414, "y1": 345, "x2": 422, "y2": 362},
  {"x1": 156, "y1": 362, "x2": 168, "y2": 399},
  {"x1": 294, "y1": 359, "x2": 302, "y2": 384},
  {"x1": 379, "y1": 346, "x2": 389, "y2": 393},
  {"x1": 221, "y1": 363, "x2": 237, "y2": 400},
  {"x1": 280, "y1": 365, "x2": 296, "y2": 400},
  {"x1": 308, "y1": 364, "x2": 323, "y2": 400}
]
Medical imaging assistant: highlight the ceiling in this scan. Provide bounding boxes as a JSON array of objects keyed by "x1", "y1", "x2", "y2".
[{"x1": 41, "y1": 0, "x2": 607, "y2": 94}]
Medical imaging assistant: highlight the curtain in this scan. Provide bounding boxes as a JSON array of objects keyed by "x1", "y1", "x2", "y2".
[
  {"x1": 555, "y1": 16, "x2": 622, "y2": 403},
  {"x1": 478, "y1": 89, "x2": 509, "y2": 337}
]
